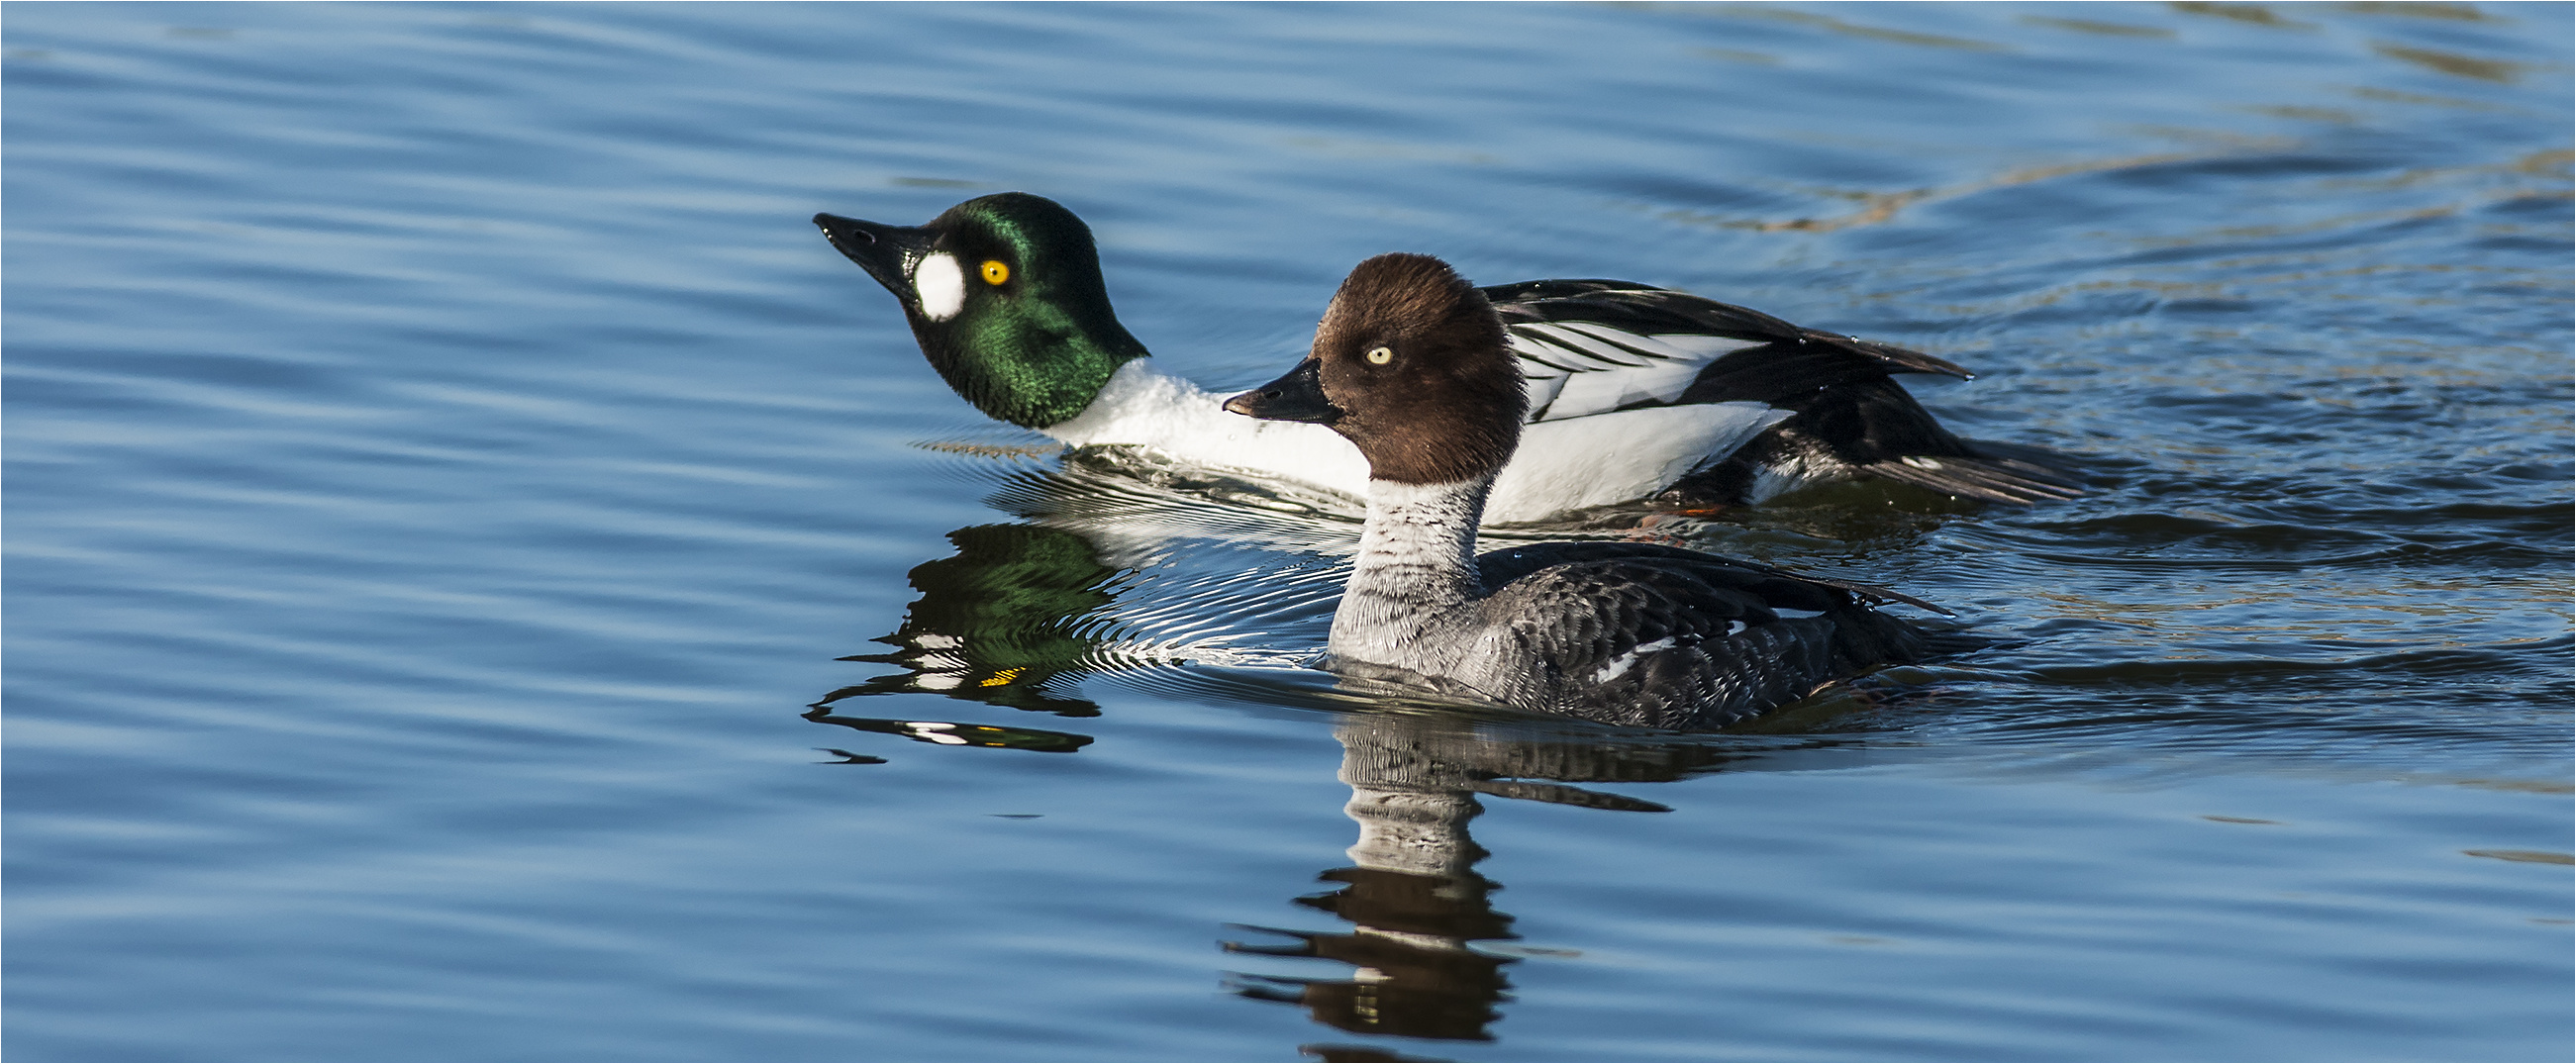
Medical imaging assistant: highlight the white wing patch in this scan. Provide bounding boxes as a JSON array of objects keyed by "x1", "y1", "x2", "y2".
[
  {"x1": 1590, "y1": 635, "x2": 1680, "y2": 685},
  {"x1": 1511, "y1": 323, "x2": 1769, "y2": 422},
  {"x1": 914, "y1": 253, "x2": 966, "y2": 322}
]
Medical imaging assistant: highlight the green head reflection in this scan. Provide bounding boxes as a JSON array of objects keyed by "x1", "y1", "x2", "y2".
[{"x1": 822, "y1": 523, "x2": 1120, "y2": 718}]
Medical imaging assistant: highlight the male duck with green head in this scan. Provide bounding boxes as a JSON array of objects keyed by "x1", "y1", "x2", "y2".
[{"x1": 815, "y1": 193, "x2": 2076, "y2": 524}]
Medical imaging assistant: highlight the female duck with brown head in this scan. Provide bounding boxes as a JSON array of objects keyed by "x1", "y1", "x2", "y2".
[{"x1": 1227, "y1": 253, "x2": 1963, "y2": 727}]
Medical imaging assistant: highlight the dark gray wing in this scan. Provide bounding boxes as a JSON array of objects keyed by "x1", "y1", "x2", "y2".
[
  {"x1": 1466, "y1": 547, "x2": 1938, "y2": 729},
  {"x1": 1476, "y1": 541, "x2": 1947, "y2": 614}
]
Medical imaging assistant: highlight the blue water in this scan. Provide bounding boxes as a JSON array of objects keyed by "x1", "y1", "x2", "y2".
[{"x1": 7, "y1": 3, "x2": 2569, "y2": 1061}]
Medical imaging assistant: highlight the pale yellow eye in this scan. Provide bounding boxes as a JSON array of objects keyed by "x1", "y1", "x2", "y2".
[
  {"x1": 980, "y1": 260, "x2": 1010, "y2": 285},
  {"x1": 1364, "y1": 345, "x2": 1394, "y2": 365}
]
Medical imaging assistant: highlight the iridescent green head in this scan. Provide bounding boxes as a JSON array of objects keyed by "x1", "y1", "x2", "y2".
[{"x1": 816, "y1": 193, "x2": 1148, "y2": 429}]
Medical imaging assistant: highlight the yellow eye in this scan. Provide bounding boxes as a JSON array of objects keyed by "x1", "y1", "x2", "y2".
[
  {"x1": 1365, "y1": 345, "x2": 1394, "y2": 365},
  {"x1": 980, "y1": 259, "x2": 1010, "y2": 285}
]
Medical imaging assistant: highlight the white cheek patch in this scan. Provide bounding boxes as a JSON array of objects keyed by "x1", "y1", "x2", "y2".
[{"x1": 913, "y1": 253, "x2": 966, "y2": 322}]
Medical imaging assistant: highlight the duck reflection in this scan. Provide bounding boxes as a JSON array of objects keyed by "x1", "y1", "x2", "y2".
[
  {"x1": 814, "y1": 503, "x2": 1853, "y2": 1057},
  {"x1": 805, "y1": 522, "x2": 1126, "y2": 757},
  {"x1": 1228, "y1": 712, "x2": 1744, "y2": 1051},
  {"x1": 819, "y1": 523, "x2": 1121, "y2": 718},
  {"x1": 805, "y1": 457, "x2": 1354, "y2": 757}
]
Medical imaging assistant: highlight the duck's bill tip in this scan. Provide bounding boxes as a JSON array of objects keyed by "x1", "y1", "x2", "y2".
[
  {"x1": 1224, "y1": 360, "x2": 1343, "y2": 425},
  {"x1": 814, "y1": 212, "x2": 936, "y2": 290},
  {"x1": 813, "y1": 213, "x2": 888, "y2": 243}
]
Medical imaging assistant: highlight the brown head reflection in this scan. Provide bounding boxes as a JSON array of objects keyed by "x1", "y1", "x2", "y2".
[{"x1": 1228, "y1": 712, "x2": 1746, "y2": 1050}]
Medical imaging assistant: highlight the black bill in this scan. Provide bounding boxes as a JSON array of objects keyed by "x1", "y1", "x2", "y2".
[
  {"x1": 813, "y1": 212, "x2": 940, "y2": 295},
  {"x1": 1223, "y1": 358, "x2": 1342, "y2": 426}
]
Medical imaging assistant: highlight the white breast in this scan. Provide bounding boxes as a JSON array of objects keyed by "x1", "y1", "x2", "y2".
[{"x1": 1042, "y1": 360, "x2": 1371, "y2": 491}]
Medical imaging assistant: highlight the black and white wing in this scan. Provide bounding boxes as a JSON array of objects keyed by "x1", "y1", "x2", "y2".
[
  {"x1": 1483, "y1": 279, "x2": 2081, "y2": 504},
  {"x1": 1486, "y1": 279, "x2": 1968, "y2": 423}
]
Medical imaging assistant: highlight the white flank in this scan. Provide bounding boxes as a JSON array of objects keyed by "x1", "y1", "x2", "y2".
[
  {"x1": 1043, "y1": 361, "x2": 1789, "y2": 524},
  {"x1": 914, "y1": 253, "x2": 965, "y2": 322},
  {"x1": 1484, "y1": 401, "x2": 1787, "y2": 521}
]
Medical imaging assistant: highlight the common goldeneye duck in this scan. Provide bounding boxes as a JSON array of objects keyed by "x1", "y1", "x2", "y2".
[
  {"x1": 1223, "y1": 252, "x2": 1961, "y2": 727},
  {"x1": 815, "y1": 193, "x2": 2077, "y2": 524}
]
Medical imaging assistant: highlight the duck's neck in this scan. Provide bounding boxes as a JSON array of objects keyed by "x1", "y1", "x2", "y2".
[
  {"x1": 923, "y1": 314, "x2": 1145, "y2": 430},
  {"x1": 1331, "y1": 475, "x2": 1492, "y2": 667}
]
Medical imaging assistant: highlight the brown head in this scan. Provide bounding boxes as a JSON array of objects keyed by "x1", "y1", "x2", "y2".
[{"x1": 1224, "y1": 253, "x2": 1526, "y2": 485}]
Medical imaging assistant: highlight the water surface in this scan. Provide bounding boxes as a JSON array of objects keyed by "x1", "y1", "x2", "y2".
[{"x1": 7, "y1": 3, "x2": 2570, "y2": 1061}]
